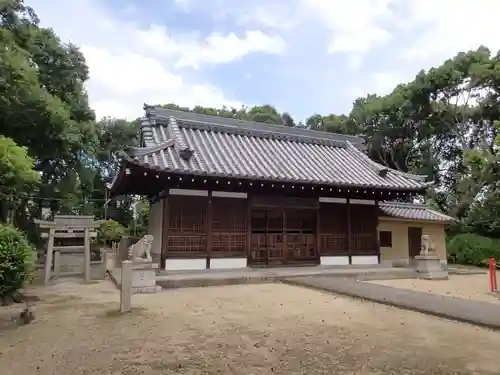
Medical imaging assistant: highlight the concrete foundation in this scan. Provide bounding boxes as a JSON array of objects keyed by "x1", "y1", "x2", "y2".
[{"x1": 155, "y1": 266, "x2": 418, "y2": 289}]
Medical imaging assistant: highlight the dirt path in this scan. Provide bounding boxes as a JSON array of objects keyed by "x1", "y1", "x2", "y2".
[
  {"x1": 0, "y1": 279, "x2": 499, "y2": 374},
  {"x1": 367, "y1": 274, "x2": 500, "y2": 304}
]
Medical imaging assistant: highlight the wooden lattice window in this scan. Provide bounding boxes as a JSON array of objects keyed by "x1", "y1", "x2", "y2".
[
  {"x1": 167, "y1": 196, "x2": 207, "y2": 255},
  {"x1": 211, "y1": 198, "x2": 247, "y2": 256},
  {"x1": 167, "y1": 234, "x2": 207, "y2": 254},
  {"x1": 286, "y1": 209, "x2": 315, "y2": 233},
  {"x1": 212, "y1": 198, "x2": 247, "y2": 233},
  {"x1": 350, "y1": 204, "x2": 377, "y2": 234},
  {"x1": 319, "y1": 234, "x2": 348, "y2": 255},
  {"x1": 352, "y1": 233, "x2": 378, "y2": 253},
  {"x1": 212, "y1": 234, "x2": 246, "y2": 255},
  {"x1": 319, "y1": 203, "x2": 348, "y2": 232},
  {"x1": 319, "y1": 203, "x2": 348, "y2": 255},
  {"x1": 168, "y1": 196, "x2": 206, "y2": 232}
]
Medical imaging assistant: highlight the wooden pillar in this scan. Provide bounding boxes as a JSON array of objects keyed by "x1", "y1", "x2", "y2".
[
  {"x1": 161, "y1": 194, "x2": 169, "y2": 270},
  {"x1": 246, "y1": 196, "x2": 252, "y2": 266},
  {"x1": 44, "y1": 228, "x2": 55, "y2": 285},
  {"x1": 206, "y1": 192, "x2": 213, "y2": 269},
  {"x1": 375, "y1": 200, "x2": 381, "y2": 263},
  {"x1": 316, "y1": 205, "x2": 321, "y2": 263},
  {"x1": 247, "y1": 193, "x2": 254, "y2": 266},
  {"x1": 347, "y1": 198, "x2": 352, "y2": 264},
  {"x1": 282, "y1": 208, "x2": 287, "y2": 263},
  {"x1": 84, "y1": 228, "x2": 91, "y2": 283}
]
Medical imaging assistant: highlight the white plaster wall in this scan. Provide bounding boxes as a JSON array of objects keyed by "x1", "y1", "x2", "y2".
[
  {"x1": 320, "y1": 256, "x2": 350, "y2": 266},
  {"x1": 210, "y1": 258, "x2": 247, "y2": 269},
  {"x1": 165, "y1": 258, "x2": 207, "y2": 271},
  {"x1": 351, "y1": 255, "x2": 379, "y2": 265},
  {"x1": 212, "y1": 191, "x2": 247, "y2": 199},
  {"x1": 169, "y1": 188, "x2": 208, "y2": 196},
  {"x1": 148, "y1": 199, "x2": 163, "y2": 260},
  {"x1": 319, "y1": 197, "x2": 347, "y2": 204},
  {"x1": 350, "y1": 199, "x2": 376, "y2": 205}
]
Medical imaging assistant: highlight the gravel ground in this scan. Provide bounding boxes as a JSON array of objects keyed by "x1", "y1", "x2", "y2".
[
  {"x1": 1, "y1": 279, "x2": 500, "y2": 375},
  {"x1": 367, "y1": 273, "x2": 500, "y2": 304}
]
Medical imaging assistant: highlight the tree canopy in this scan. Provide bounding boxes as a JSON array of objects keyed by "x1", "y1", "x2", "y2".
[{"x1": 2, "y1": 0, "x2": 500, "y2": 242}]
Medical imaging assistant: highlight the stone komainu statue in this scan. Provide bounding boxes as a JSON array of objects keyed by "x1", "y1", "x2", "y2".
[
  {"x1": 420, "y1": 234, "x2": 436, "y2": 255},
  {"x1": 128, "y1": 235, "x2": 153, "y2": 262}
]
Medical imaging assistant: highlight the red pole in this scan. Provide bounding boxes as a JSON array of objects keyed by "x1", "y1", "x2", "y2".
[
  {"x1": 494, "y1": 259, "x2": 497, "y2": 292},
  {"x1": 489, "y1": 258, "x2": 497, "y2": 293}
]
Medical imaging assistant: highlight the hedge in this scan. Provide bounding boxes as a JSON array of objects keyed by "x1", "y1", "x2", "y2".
[
  {"x1": 0, "y1": 224, "x2": 36, "y2": 301},
  {"x1": 446, "y1": 232, "x2": 500, "y2": 267}
]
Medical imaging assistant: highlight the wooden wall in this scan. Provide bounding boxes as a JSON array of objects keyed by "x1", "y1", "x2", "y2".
[{"x1": 162, "y1": 193, "x2": 380, "y2": 265}]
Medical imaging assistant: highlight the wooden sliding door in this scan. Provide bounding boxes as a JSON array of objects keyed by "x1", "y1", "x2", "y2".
[{"x1": 249, "y1": 204, "x2": 318, "y2": 266}]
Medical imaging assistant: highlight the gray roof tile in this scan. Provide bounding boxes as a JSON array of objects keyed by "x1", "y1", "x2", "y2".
[
  {"x1": 125, "y1": 106, "x2": 431, "y2": 190},
  {"x1": 379, "y1": 202, "x2": 455, "y2": 222}
]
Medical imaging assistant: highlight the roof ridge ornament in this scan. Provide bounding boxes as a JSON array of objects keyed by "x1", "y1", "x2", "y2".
[{"x1": 143, "y1": 103, "x2": 156, "y2": 116}]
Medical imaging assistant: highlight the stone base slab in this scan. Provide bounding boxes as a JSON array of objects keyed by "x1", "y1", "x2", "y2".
[
  {"x1": 415, "y1": 254, "x2": 449, "y2": 280},
  {"x1": 132, "y1": 262, "x2": 159, "y2": 270}
]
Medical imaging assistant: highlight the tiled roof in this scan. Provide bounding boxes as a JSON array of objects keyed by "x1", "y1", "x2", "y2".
[
  {"x1": 123, "y1": 105, "x2": 431, "y2": 190},
  {"x1": 379, "y1": 202, "x2": 455, "y2": 222}
]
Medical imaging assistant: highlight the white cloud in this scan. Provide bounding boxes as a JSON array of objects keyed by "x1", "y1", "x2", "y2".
[
  {"x1": 347, "y1": 71, "x2": 405, "y2": 100},
  {"x1": 202, "y1": 0, "x2": 397, "y2": 69},
  {"x1": 236, "y1": 4, "x2": 301, "y2": 31},
  {"x1": 401, "y1": 0, "x2": 500, "y2": 63},
  {"x1": 26, "y1": 0, "x2": 500, "y2": 120},
  {"x1": 27, "y1": 0, "x2": 282, "y2": 119},
  {"x1": 301, "y1": 0, "x2": 394, "y2": 59},
  {"x1": 174, "y1": 30, "x2": 286, "y2": 70},
  {"x1": 83, "y1": 45, "x2": 241, "y2": 120}
]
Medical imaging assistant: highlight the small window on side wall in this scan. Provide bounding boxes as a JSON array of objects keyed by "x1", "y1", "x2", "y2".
[{"x1": 379, "y1": 231, "x2": 392, "y2": 247}]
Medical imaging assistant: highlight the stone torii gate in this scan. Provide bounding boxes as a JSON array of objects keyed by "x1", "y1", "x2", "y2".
[{"x1": 35, "y1": 215, "x2": 103, "y2": 284}]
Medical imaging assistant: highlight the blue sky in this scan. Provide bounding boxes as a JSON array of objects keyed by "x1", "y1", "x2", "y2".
[{"x1": 29, "y1": 0, "x2": 500, "y2": 122}]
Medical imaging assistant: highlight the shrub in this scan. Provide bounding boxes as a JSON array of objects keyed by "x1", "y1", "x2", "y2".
[
  {"x1": 447, "y1": 232, "x2": 500, "y2": 267},
  {"x1": 0, "y1": 224, "x2": 36, "y2": 301},
  {"x1": 98, "y1": 220, "x2": 125, "y2": 246}
]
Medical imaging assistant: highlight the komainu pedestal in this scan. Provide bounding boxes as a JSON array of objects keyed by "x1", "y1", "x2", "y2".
[
  {"x1": 129, "y1": 235, "x2": 162, "y2": 293},
  {"x1": 414, "y1": 235, "x2": 448, "y2": 280}
]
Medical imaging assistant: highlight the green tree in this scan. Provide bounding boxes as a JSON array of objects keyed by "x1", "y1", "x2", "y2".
[
  {"x1": 98, "y1": 219, "x2": 125, "y2": 247},
  {"x1": 0, "y1": 136, "x2": 39, "y2": 222},
  {"x1": 1, "y1": 0, "x2": 96, "y2": 233}
]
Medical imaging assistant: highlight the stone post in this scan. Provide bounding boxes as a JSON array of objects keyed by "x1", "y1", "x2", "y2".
[
  {"x1": 44, "y1": 228, "x2": 55, "y2": 285},
  {"x1": 84, "y1": 228, "x2": 91, "y2": 283},
  {"x1": 101, "y1": 249, "x2": 109, "y2": 276},
  {"x1": 53, "y1": 249, "x2": 61, "y2": 278},
  {"x1": 120, "y1": 260, "x2": 132, "y2": 313}
]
